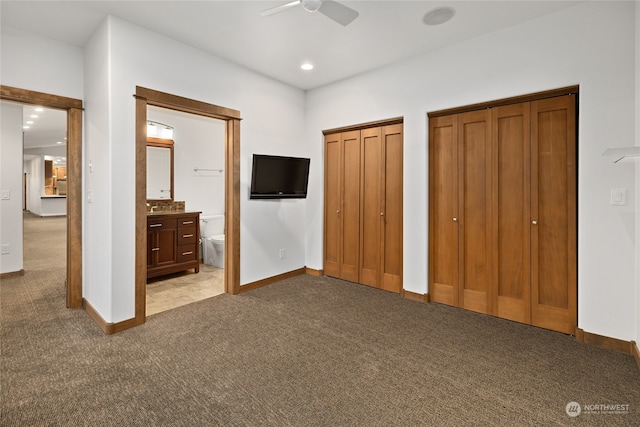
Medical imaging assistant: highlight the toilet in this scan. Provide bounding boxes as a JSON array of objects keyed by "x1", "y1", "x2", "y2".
[{"x1": 200, "y1": 214, "x2": 224, "y2": 268}]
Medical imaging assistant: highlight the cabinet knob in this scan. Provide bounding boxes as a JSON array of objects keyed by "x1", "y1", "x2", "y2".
[
  {"x1": 532, "y1": 220, "x2": 538, "y2": 225},
  {"x1": 453, "y1": 217, "x2": 458, "y2": 222}
]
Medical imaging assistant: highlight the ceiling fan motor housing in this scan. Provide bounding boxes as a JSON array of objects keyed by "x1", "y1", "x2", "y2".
[{"x1": 302, "y1": 0, "x2": 323, "y2": 13}]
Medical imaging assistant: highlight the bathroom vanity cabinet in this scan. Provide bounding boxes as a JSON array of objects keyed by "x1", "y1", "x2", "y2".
[{"x1": 147, "y1": 212, "x2": 200, "y2": 279}]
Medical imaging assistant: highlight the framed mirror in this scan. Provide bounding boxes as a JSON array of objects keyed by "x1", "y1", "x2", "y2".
[{"x1": 147, "y1": 137, "x2": 174, "y2": 200}]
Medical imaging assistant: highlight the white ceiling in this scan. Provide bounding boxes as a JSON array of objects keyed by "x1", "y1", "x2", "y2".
[
  {"x1": 3, "y1": 1, "x2": 584, "y2": 148},
  {"x1": 2, "y1": 1, "x2": 584, "y2": 90}
]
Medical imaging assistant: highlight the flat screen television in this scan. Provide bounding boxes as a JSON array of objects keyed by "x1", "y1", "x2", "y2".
[{"x1": 250, "y1": 154, "x2": 310, "y2": 199}]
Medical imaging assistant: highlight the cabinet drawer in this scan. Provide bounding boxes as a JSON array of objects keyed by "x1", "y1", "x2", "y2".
[
  {"x1": 177, "y1": 244, "x2": 197, "y2": 263},
  {"x1": 178, "y1": 225, "x2": 197, "y2": 244},
  {"x1": 148, "y1": 217, "x2": 176, "y2": 230},
  {"x1": 178, "y1": 216, "x2": 198, "y2": 228}
]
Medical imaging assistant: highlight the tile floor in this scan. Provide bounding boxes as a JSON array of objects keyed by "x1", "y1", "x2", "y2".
[{"x1": 146, "y1": 263, "x2": 225, "y2": 316}]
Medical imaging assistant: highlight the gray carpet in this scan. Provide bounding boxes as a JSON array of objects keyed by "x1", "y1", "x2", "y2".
[{"x1": 2, "y1": 215, "x2": 639, "y2": 426}]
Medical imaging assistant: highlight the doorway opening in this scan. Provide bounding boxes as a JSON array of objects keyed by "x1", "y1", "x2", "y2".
[
  {"x1": 144, "y1": 106, "x2": 227, "y2": 316},
  {"x1": 134, "y1": 87, "x2": 241, "y2": 325},
  {"x1": 0, "y1": 85, "x2": 83, "y2": 308}
]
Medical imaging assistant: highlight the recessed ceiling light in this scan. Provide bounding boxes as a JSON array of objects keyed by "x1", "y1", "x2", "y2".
[
  {"x1": 23, "y1": 125, "x2": 30, "y2": 129},
  {"x1": 56, "y1": 141, "x2": 63, "y2": 145},
  {"x1": 30, "y1": 114, "x2": 38, "y2": 118},
  {"x1": 34, "y1": 107, "x2": 44, "y2": 112},
  {"x1": 423, "y1": 7, "x2": 455, "y2": 26},
  {"x1": 26, "y1": 120, "x2": 34, "y2": 124},
  {"x1": 301, "y1": 63, "x2": 314, "y2": 71}
]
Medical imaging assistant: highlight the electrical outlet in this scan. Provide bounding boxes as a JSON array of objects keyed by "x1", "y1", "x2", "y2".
[
  {"x1": 610, "y1": 188, "x2": 626, "y2": 206},
  {"x1": 279, "y1": 249, "x2": 286, "y2": 259},
  {"x1": 1, "y1": 244, "x2": 10, "y2": 255}
]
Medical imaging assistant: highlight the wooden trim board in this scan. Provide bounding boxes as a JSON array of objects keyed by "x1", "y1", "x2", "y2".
[
  {"x1": 632, "y1": 341, "x2": 640, "y2": 371},
  {"x1": 238, "y1": 268, "x2": 307, "y2": 294},
  {"x1": 576, "y1": 328, "x2": 634, "y2": 355},
  {"x1": 83, "y1": 299, "x2": 137, "y2": 335},
  {"x1": 402, "y1": 289, "x2": 429, "y2": 303},
  {"x1": 428, "y1": 86, "x2": 578, "y2": 118},
  {"x1": 0, "y1": 270, "x2": 25, "y2": 279},
  {"x1": 305, "y1": 267, "x2": 324, "y2": 276}
]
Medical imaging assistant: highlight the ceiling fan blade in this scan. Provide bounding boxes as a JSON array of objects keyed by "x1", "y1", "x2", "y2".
[
  {"x1": 318, "y1": 0, "x2": 359, "y2": 26},
  {"x1": 260, "y1": 0, "x2": 301, "y2": 17}
]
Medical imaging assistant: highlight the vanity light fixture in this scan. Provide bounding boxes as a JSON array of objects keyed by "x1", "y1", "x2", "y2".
[
  {"x1": 423, "y1": 6, "x2": 455, "y2": 26},
  {"x1": 147, "y1": 120, "x2": 174, "y2": 139}
]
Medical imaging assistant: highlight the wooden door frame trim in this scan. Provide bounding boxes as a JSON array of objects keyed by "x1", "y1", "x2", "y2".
[
  {"x1": 0, "y1": 85, "x2": 83, "y2": 308},
  {"x1": 427, "y1": 85, "x2": 579, "y2": 118},
  {"x1": 134, "y1": 86, "x2": 241, "y2": 327}
]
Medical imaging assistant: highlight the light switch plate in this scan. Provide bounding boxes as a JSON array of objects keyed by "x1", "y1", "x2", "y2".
[
  {"x1": 1, "y1": 190, "x2": 10, "y2": 200},
  {"x1": 610, "y1": 188, "x2": 626, "y2": 206}
]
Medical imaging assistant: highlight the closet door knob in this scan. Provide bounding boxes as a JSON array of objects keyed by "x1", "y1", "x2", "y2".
[
  {"x1": 380, "y1": 212, "x2": 384, "y2": 216},
  {"x1": 453, "y1": 217, "x2": 458, "y2": 222},
  {"x1": 532, "y1": 220, "x2": 538, "y2": 225}
]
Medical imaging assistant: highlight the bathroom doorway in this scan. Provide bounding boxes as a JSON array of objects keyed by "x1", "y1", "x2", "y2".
[
  {"x1": 145, "y1": 106, "x2": 227, "y2": 315},
  {"x1": 134, "y1": 86, "x2": 241, "y2": 325}
]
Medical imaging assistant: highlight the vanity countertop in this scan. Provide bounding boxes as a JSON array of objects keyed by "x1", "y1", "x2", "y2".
[{"x1": 146, "y1": 210, "x2": 201, "y2": 216}]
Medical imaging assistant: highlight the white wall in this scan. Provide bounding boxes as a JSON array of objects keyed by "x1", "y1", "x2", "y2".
[
  {"x1": 0, "y1": 26, "x2": 84, "y2": 100},
  {"x1": 0, "y1": 102, "x2": 24, "y2": 274},
  {"x1": 147, "y1": 106, "x2": 226, "y2": 216},
  {"x1": 82, "y1": 16, "x2": 307, "y2": 322},
  {"x1": 635, "y1": 1, "x2": 640, "y2": 348},
  {"x1": 0, "y1": 27, "x2": 82, "y2": 275},
  {"x1": 306, "y1": 1, "x2": 638, "y2": 341}
]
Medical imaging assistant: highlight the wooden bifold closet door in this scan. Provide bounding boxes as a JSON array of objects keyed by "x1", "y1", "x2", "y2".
[
  {"x1": 429, "y1": 93, "x2": 576, "y2": 335},
  {"x1": 324, "y1": 121, "x2": 403, "y2": 293}
]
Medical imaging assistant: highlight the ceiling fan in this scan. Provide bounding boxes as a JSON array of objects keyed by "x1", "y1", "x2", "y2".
[{"x1": 260, "y1": 0, "x2": 359, "y2": 26}]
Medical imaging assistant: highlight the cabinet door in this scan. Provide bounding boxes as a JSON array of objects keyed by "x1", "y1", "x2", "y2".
[
  {"x1": 530, "y1": 94, "x2": 576, "y2": 334},
  {"x1": 324, "y1": 131, "x2": 360, "y2": 282},
  {"x1": 379, "y1": 124, "x2": 403, "y2": 293},
  {"x1": 324, "y1": 133, "x2": 341, "y2": 278},
  {"x1": 458, "y1": 110, "x2": 492, "y2": 314},
  {"x1": 341, "y1": 131, "x2": 361, "y2": 282},
  {"x1": 492, "y1": 103, "x2": 531, "y2": 323},
  {"x1": 359, "y1": 127, "x2": 382, "y2": 288},
  {"x1": 429, "y1": 115, "x2": 459, "y2": 306},
  {"x1": 147, "y1": 229, "x2": 155, "y2": 269},
  {"x1": 156, "y1": 228, "x2": 177, "y2": 267}
]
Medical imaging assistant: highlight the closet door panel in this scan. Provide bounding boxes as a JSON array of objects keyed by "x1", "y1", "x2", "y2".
[
  {"x1": 429, "y1": 115, "x2": 459, "y2": 306},
  {"x1": 492, "y1": 103, "x2": 531, "y2": 323},
  {"x1": 341, "y1": 131, "x2": 361, "y2": 282},
  {"x1": 360, "y1": 127, "x2": 382, "y2": 287},
  {"x1": 459, "y1": 110, "x2": 491, "y2": 314},
  {"x1": 530, "y1": 95, "x2": 576, "y2": 334},
  {"x1": 324, "y1": 134, "x2": 341, "y2": 278},
  {"x1": 380, "y1": 124, "x2": 403, "y2": 293}
]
